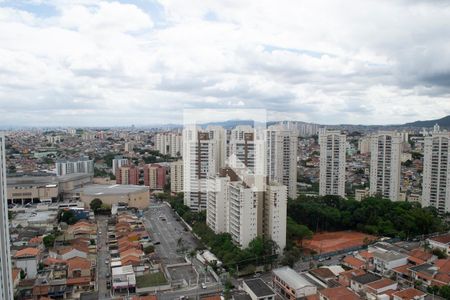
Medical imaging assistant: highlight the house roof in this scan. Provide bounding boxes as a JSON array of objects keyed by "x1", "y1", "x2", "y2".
[
  {"x1": 319, "y1": 286, "x2": 360, "y2": 300},
  {"x1": 14, "y1": 247, "x2": 40, "y2": 258},
  {"x1": 339, "y1": 269, "x2": 366, "y2": 280},
  {"x1": 373, "y1": 250, "x2": 408, "y2": 262},
  {"x1": 66, "y1": 276, "x2": 91, "y2": 286},
  {"x1": 243, "y1": 279, "x2": 275, "y2": 297},
  {"x1": 409, "y1": 249, "x2": 433, "y2": 262},
  {"x1": 310, "y1": 268, "x2": 336, "y2": 280},
  {"x1": 67, "y1": 257, "x2": 91, "y2": 272},
  {"x1": 392, "y1": 264, "x2": 413, "y2": 276},
  {"x1": 366, "y1": 278, "x2": 396, "y2": 290},
  {"x1": 273, "y1": 267, "x2": 315, "y2": 290},
  {"x1": 392, "y1": 288, "x2": 426, "y2": 299},
  {"x1": 358, "y1": 250, "x2": 374, "y2": 260},
  {"x1": 343, "y1": 256, "x2": 366, "y2": 269},
  {"x1": 352, "y1": 273, "x2": 381, "y2": 285},
  {"x1": 429, "y1": 234, "x2": 450, "y2": 245}
]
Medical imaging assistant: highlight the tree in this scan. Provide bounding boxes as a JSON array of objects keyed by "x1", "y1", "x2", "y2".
[
  {"x1": 439, "y1": 285, "x2": 450, "y2": 299},
  {"x1": 59, "y1": 210, "x2": 77, "y2": 225},
  {"x1": 287, "y1": 217, "x2": 312, "y2": 248},
  {"x1": 90, "y1": 198, "x2": 103, "y2": 212},
  {"x1": 43, "y1": 234, "x2": 56, "y2": 249}
]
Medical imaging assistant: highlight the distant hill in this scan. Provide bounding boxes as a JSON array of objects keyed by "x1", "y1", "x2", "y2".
[{"x1": 403, "y1": 115, "x2": 450, "y2": 128}]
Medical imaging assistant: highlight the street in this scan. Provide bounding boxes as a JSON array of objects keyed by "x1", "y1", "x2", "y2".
[{"x1": 97, "y1": 216, "x2": 111, "y2": 299}]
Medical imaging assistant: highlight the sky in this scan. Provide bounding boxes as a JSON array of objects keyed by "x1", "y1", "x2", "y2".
[{"x1": 1, "y1": 0, "x2": 450, "y2": 127}]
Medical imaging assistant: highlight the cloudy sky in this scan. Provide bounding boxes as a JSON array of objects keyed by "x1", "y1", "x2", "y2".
[{"x1": 1, "y1": 0, "x2": 450, "y2": 127}]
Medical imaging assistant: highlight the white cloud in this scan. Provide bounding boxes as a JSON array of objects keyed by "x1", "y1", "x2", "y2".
[{"x1": 0, "y1": 0, "x2": 449, "y2": 126}]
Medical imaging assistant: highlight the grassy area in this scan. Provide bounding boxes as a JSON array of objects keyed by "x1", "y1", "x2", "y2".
[{"x1": 136, "y1": 272, "x2": 167, "y2": 288}]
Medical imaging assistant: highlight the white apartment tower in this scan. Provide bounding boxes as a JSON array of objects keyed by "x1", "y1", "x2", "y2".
[
  {"x1": 266, "y1": 125, "x2": 298, "y2": 199},
  {"x1": 369, "y1": 132, "x2": 402, "y2": 201},
  {"x1": 170, "y1": 160, "x2": 184, "y2": 194},
  {"x1": 319, "y1": 129, "x2": 347, "y2": 198},
  {"x1": 0, "y1": 134, "x2": 14, "y2": 300},
  {"x1": 183, "y1": 125, "x2": 226, "y2": 211},
  {"x1": 56, "y1": 156, "x2": 94, "y2": 176},
  {"x1": 155, "y1": 132, "x2": 182, "y2": 157},
  {"x1": 228, "y1": 126, "x2": 255, "y2": 172},
  {"x1": 264, "y1": 183, "x2": 287, "y2": 251},
  {"x1": 422, "y1": 132, "x2": 450, "y2": 213},
  {"x1": 207, "y1": 168, "x2": 287, "y2": 252},
  {"x1": 112, "y1": 156, "x2": 129, "y2": 175}
]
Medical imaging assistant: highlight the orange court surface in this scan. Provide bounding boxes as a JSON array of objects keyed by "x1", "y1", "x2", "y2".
[{"x1": 302, "y1": 231, "x2": 377, "y2": 254}]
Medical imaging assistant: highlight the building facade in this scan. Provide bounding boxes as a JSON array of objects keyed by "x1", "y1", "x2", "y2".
[
  {"x1": 155, "y1": 132, "x2": 182, "y2": 157},
  {"x1": 116, "y1": 165, "x2": 139, "y2": 185},
  {"x1": 112, "y1": 156, "x2": 129, "y2": 176},
  {"x1": 422, "y1": 132, "x2": 450, "y2": 213},
  {"x1": 266, "y1": 125, "x2": 298, "y2": 199},
  {"x1": 0, "y1": 134, "x2": 14, "y2": 300},
  {"x1": 56, "y1": 156, "x2": 94, "y2": 176},
  {"x1": 170, "y1": 160, "x2": 183, "y2": 194},
  {"x1": 143, "y1": 164, "x2": 166, "y2": 190},
  {"x1": 369, "y1": 132, "x2": 402, "y2": 201},
  {"x1": 228, "y1": 126, "x2": 256, "y2": 172},
  {"x1": 206, "y1": 168, "x2": 287, "y2": 251},
  {"x1": 183, "y1": 125, "x2": 226, "y2": 211},
  {"x1": 319, "y1": 129, "x2": 346, "y2": 198}
]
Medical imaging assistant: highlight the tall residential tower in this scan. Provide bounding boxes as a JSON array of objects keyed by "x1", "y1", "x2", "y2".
[
  {"x1": 369, "y1": 132, "x2": 402, "y2": 201},
  {"x1": 422, "y1": 132, "x2": 450, "y2": 213},
  {"x1": 0, "y1": 134, "x2": 14, "y2": 300},
  {"x1": 319, "y1": 129, "x2": 347, "y2": 198}
]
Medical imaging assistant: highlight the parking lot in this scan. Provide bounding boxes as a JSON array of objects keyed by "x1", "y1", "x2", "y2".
[{"x1": 142, "y1": 202, "x2": 217, "y2": 288}]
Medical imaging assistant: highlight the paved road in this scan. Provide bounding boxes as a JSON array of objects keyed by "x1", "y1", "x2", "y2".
[
  {"x1": 157, "y1": 284, "x2": 223, "y2": 300},
  {"x1": 97, "y1": 216, "x2": 111, "y2": 299}
]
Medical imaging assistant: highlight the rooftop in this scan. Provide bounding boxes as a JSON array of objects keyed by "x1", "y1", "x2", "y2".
[
  {"x1": 429, "y1": 234, "x2": 450, "y2": 245},
  {"x1": 273, "y1": 267, "x2": 315, "y2": 290},
  {"x1": 243, "y1": 279, "x2": 275, "y2": 297},
  {"x1": 73, "y1": 184, "x2": 148, "y2": 196},
  {"x1": 352, "y1": 273, "x2": 381, "y2": 285}
]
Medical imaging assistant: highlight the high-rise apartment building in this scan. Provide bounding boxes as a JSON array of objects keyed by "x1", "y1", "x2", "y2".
[
  {"x1": 0, "y1": 134, "x2": 14, "y2": 300},
  {"x1": 228, "y1": 126, "x2": 255, "y2": 172},
  {"x1": 170, "y1": 160, "x2": 183, "y2": 194},
  {"x1": 207, "y1": 168, "x2": 287, "y2": 251},
  {"x1": 319, "y1": 129, "x2": 346, "y2": 198},
  {"x1": 56, "y1": 156, "x2": 94, "y2": 176},
  {"x1": 143, "y1": 164, "x2": 166, "y2": 190},
  {"x1": 183, "y1": 125, "x2": 226, "y2": 211},
  {"x1": 124, "y1": 142, "x2": 134, "y2": 153},
  {"x1": 155, "y1": 132, "x2": 182, "y2": 157},
  {"x1": 116, "y1": 165, "x2": 140, "y2": 185},
  {"x1": 422, "y1": 132, "x2": 450, "y2": 213},
  {"x1": 369, "y1": 132, "x2": 402, "y2": 201},
  {"x1": 358, "y1": 136, "x2": 371, "y2": 154},
  {"x1": 266, "y1": 125, "x2": 298, "y2": 199},
  {"x1": 112, "y1": 156, "x2": 129, "y2": 175}
]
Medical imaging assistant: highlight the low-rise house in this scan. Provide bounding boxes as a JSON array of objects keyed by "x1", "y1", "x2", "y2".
[
  {"x1": 427, "y1": 234, "x2": 450, "y2": 255},
  {"x1": 338, "y1": 269, "x2": 366, "y2": 287},
  {"x1": 319, "y1": 286, "x2": 360, "y2": 300},
  {"x1": 13, "y1": 247, "x2": 41, "y2": 278},
  {"x1": 350, "y1": 273, "x2": 381, "y2": 293},
  {"x1": 372, "y1": 251, "x2": 408, "y2": 274},
  {"x1": 364, "y1": 278, "x2": 398, "y2": 298},
  {"x1": 112, "y1": 265, "x2": 136, "y2": 293},
  {"x1": 309, "y1": 268, "x2": 337, "y2": 286},
  {"x1": 272, "y1": 267, "x2": 317, "y2": 299},
  {"x1": 392, "y1": 288, "x2": 426, "y2": 300},
  {"x1": 54, "y1": 246, "x2": 88, "y2": 260},
  {"x1": 242, "y1": 279, "x2": 276, "y2": 300},
  {"x1": 408, "y1": 249, "x2": 435, "y2": 265},
  {"x1": 67, "y1": 257, "x2": 91, "y2": 278},
  {"x1": 342, "y1": 256, "x2": 366, "y2": 270}
]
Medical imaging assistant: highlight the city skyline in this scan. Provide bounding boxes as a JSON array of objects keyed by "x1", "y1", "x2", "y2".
[{"x1": 1, "y1": 0, "x2": 450, "y2": 126}]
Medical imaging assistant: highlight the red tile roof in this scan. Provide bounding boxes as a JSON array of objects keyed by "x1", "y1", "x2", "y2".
[
  {"x1": 320, "y1": 287, "x2": 360, "y2": 300},
  {"x1": 14, "y1": 247, "x2": 40, "y2": 258},
  {"x1": 429, "y1": 234, "x2": 450, "y2": 244},
  {"x1": 343, "y1": 256, "x2": 366, "y2": 269},
  {"x1": 66, "y1": 276, "x2": 91, "y2": 286},
  {"x1": 392, "y1": 288, "x2": 426, "y2": 299},
  {"x1": 366, "y1": 278, "x2": 396, "y2": 290}
]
